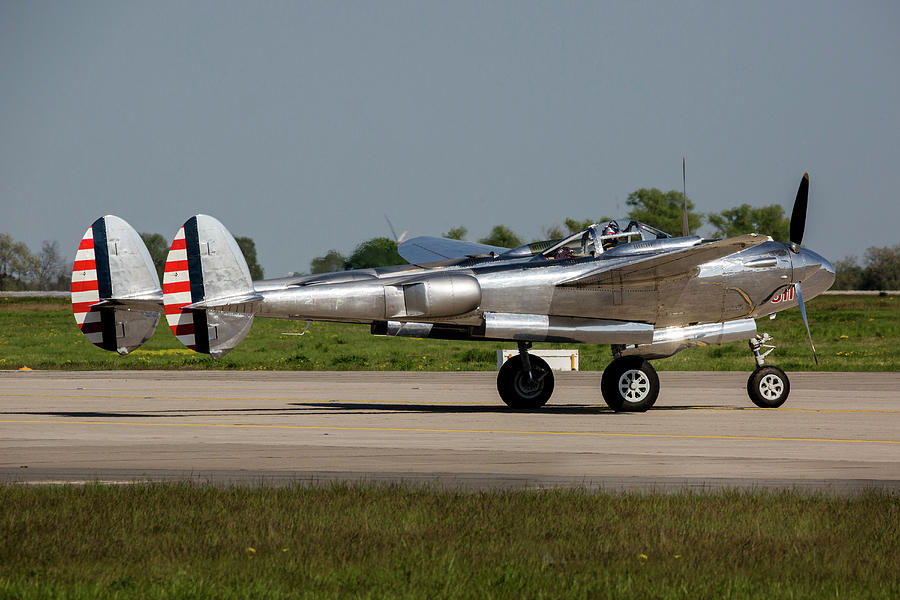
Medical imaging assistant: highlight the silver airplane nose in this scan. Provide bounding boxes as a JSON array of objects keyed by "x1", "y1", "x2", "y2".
[{"x1": 792, "y1": 247, "x2": 835, "y2": 298}]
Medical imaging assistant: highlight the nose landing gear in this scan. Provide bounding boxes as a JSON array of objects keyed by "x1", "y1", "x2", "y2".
[{"x1": 747, "y1": 333, "x2": 790, "y2": 408}]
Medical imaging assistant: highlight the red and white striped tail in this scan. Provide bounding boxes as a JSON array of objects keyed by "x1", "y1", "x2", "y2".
[
  {"x1": 161, "y1": 214, "x2": 256, "y2": 358},
  {"x1": 70, "y1": 215, "x2": 162, "y2": 355},
  {"x1": 71, "y1": 227, "x2": 104, "y2": 347},
  {"x1": 163, "y1": 226, "x2": 200, "y2": 351},
  {"x1": 71, "y1": 214, "x2": 254, "y2": 358}
]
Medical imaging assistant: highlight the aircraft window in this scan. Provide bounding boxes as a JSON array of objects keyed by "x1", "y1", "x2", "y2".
[
  {"x1": 596, "y1": 220, "x2": 644, "y2": 251},
  {"x1": 542, "y1": 229, "x2": 597, "y2": 260},
  {"x1": 635, "y1": 222, "x2": 671, "y2": 240},
  {"x1": 540, "y1": 219, "x2": 672, "y2": 260},
  {"x1": 605, "y1": 219, "x2": 671, "y2": 242}
]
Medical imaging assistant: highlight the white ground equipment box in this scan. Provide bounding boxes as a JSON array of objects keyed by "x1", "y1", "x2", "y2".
[{"x1": 497, "y1": 349, "x2": 579, "y2": 371}]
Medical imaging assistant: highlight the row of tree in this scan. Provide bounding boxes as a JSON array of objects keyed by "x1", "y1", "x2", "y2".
[
  {"x1": 831, "y1": 246, "x2": 900, "y2": 291},
  {"x1": 310, "y1": 188, "x2": 793, "y2": 273},
  {"x1": 1, "y1": 187, "x2": 895, "y2": 290},
  {"x1": 308, "y1": 187, "x2": 899, "y2": 291},
  {"x1": 0, "y1": 235, "x2": 69, "y2": 291},
  {"x1": 0, "y1": 232, "x2": 265, "y2": 291},
  {"x1": 139, "y1": 233, "x2": 265, "y2": 282}
]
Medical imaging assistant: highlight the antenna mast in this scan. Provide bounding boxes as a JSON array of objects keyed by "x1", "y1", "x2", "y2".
[{"x1": 681, "y1": 157, "x2": 689, "y2": 237}]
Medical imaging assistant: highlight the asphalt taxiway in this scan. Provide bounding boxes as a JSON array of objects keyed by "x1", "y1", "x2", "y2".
[{"x1": 1, "y1": 370, "x2": 898, "y2": 493}]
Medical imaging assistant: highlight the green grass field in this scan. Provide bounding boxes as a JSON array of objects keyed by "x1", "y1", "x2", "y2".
[
  {"x1": 2, "y1": 297, "x2": 899, "y2": 598},
  {"x1": 1, "y1": 294, "x2": 897, "y2": 371},
  {"x1": 1, "y1": 483, "x2": 899, "y2": 599}
]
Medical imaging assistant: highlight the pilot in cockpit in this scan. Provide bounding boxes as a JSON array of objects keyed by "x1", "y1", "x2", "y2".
[
  {"x1": 601, "y1": 221, "x2": 619, "y2": 251},
  {"x1": 553, "y1": 245, "x2": 573, "y2": 260}
]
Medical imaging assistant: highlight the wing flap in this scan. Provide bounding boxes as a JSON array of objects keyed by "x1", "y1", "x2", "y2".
[
  {"x1": 398, "y1": 236, "x2": 507, "y2": 264},
  {"x1": 560, "y1": 234, "x2": 770, "y2": 287}
]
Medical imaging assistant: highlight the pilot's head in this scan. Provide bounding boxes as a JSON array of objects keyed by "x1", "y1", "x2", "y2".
[{"x1": 601, "y1": 221, "x2": 619, "y2": 250}]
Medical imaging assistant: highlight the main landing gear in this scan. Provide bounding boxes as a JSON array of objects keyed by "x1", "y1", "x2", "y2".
[
  {"x1": 600, "y1": 356, "x2": 660, "y2": 412},
  {"x1": 497, "y1": 342, "x2": 554, "y2": 409},
  {"x1": 496, "y1": 333, "x2": 791, "y2": 412},
  {"x1": 747, "y1": 333, "x2": 790, "y2": 408},
  {"x1": 496, "y1": 342, "x2": 662, "y2": 413}
]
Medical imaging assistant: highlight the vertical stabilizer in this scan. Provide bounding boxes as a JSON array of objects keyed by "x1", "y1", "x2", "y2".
[
  {"x1": 71, "y1": 215, "x2": 162, "y2": 354},
  {"x1": 163, "y1": 215, "x2": 256, "y2": 358}
]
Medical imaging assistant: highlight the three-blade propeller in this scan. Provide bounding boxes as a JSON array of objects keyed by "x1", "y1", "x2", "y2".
[{"x1": 788, "y1": 172, "x2": 818, "y2": 365}]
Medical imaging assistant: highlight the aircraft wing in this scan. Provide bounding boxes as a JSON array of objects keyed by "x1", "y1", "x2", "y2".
[
  {"x1": 559, "y1": 234, "x2": 770, "y2": 287},
  {"x1": 398, "y1": 236, "x2": 508, "y2": 264}
]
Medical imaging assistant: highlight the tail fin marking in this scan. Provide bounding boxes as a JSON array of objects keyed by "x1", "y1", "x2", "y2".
[
  {"x1": 163, "y1": 219, "x2": 210, "y2": 353},
  {"x1": 71, "y1": 216, "x2": 161, "y2": 354},
  {"x1": 71, "y1": 223, "x2": 119, "y2": 351},
  {"x1": 72, "y1": 226, "x2": 105, "y2": 348},
  {"x1": 72, "y1": 227, "x2": 100, "y2": 328},
  {"x1": 162, "y1": 214, "x2": 256, "y2": 358}
]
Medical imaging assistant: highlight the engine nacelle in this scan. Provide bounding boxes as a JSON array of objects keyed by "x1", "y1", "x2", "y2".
[
  {"x1": 385, "y1": 273, "x2": 481, "y2": 319},
  {"x1": 260, "y1": 272, "x2": 481, "y2": 322}
]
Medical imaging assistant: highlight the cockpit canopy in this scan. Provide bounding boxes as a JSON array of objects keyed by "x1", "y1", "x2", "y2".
[{"x1": 540, "y1": 219, "x2": 671, "y2": 260}]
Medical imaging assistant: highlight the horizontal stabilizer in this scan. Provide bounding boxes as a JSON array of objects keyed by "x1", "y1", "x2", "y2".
[
  {"x1": 96, "y1": 293, "x2": 164, "y2": 312},
  {"x1": 399, "y1": 236, "x2": 507, "y2": 264},
  {"x1": 184, "y1": 292, "x2": 264, "y2": 310},
  {"x1": 560, "y1": 234, "x2": 770, "y2": 287}
]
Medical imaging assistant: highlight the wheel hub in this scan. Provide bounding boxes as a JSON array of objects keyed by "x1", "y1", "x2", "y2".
[
  {"x1": 758, "y1": 374, "x2": 784, "y2": 400},
  {"x1": 618, "y1": 369, "x2": 650, "y2": 402},
  {"x1": 514, "y1": 370, "x2": 544, "y2": 399}
]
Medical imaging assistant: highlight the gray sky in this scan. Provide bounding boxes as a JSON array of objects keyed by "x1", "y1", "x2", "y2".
[{"x1": 2, "y1": 1, "x2": 898, "y2": 277}]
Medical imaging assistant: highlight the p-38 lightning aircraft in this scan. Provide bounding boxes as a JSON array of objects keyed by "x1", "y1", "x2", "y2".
[{"x1": 71, "y1": 174, "x2": 833, "y2": 412}]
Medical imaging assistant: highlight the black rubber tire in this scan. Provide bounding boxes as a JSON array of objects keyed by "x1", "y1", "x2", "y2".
[
  {"x1": 601, "y1": 357, "x2": 660, "y2": 412},
  {"x1": 497, "y1": 354, "x2": 554, "y2": 409},
  {"x1": 747, "y1": 366, "x2": 790, "y2": 408}
]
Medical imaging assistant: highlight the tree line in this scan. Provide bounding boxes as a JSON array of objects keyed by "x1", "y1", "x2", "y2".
[
  {"x1": 0, "y1": 236, "x2": 69, "y2": 291},
  {"x1": 311, "y1": 188, "x2": 785, "y2": 272},
  {"x1": 0, "y1": 232, "x2": 265, "y2": 291},
  {"x1": 831, "y1": 246, "x2": 900, "y2": 291},
  {"x1": 2, "y1": 187, "x2": 896, "y2": 291},
  {"x1": 310, "y1": 187, "x2": 899, "y2": 291},
  {"x1": 139, "y1": 233, "x2": 265, "y2": 282}
]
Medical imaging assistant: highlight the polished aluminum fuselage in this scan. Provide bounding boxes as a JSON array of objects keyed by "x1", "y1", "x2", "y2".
[{"x1": 247, "y1": 237, "x2": 834, "y2": 351}]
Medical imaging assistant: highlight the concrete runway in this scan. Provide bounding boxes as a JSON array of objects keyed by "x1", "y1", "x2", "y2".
[{"x1": 1, "y1": 370, "x2": 899, "y2": 493}]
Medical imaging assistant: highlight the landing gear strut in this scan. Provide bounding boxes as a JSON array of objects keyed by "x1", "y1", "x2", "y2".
[
  {"x1": 747, "y1": 333, "x2": 790, "y2": 408},
  {"x1": 497, "y1": 341, "x2": 555, "y2": 409}
]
